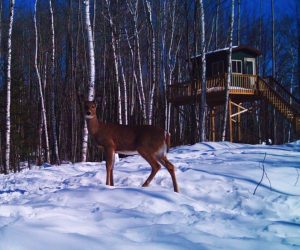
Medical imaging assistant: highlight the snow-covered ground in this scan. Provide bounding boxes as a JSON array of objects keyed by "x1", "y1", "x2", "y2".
[{"x1": 1, "y1": 142, "x2": 300, "y2": 250}]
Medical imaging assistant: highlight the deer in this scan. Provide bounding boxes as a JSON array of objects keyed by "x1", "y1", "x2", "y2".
[{"x1": 84, "y1": 100, "x2": 179, "y2": 192}]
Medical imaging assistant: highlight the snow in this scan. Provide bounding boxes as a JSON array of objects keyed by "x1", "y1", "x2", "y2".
[
  {"x1": 1, "y1": 141, "x2": 300, "y2": 250},
  {"x1": 191, "y1": 46, "x2": 239, "y2": 59}
]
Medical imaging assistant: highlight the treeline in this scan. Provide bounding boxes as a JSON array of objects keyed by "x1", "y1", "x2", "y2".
[{"x1": 0, "y1": 0, "x2": 299, "y2": 172}]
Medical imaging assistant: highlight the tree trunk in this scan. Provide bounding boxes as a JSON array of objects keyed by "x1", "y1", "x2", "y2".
[
  {"x1": 105, "y1": 0, "x2": 122, "y2": 124},
  {"x1": 160, "y1": 0, "x2": 167, "y2": 130},
  {"x1": 125, "y1": 27, "x2": 139, "y2": 117},
  {"x1": 0, "y1": 0, "x2": 2, "y2": 82},
  {"x1": 237, "y1": 0, "x2": 241, "y2": 45},
  {"x1": 119, "y1": 55, "x2": 129, "y2": 124},
  {"x1": 271, "y1": 0, "x2": 277, "y2": 144},
  {"x1": 297, "y1": 0, "x2": 300, "y2": 98},
  {"x1": 49, "y1": 0, "x2": 60, "y2": 165},
  {"x1": 34, "y1": 0, "x2": 50, "y2": 163},
  {"x1": 215, "y1": 0, "x2": 220, "y2": 50},
  {"x1": 81, "y1": 0, "x2": 96, "y2": 161},
  {"x1": 198, "y1": 0, "x2": 206, "y2": 142},
  {"x1": 145, "y1": 0, "x2": 156, "y2": 125},
  {"x1": 222, "y1": 0, "x2": 234, "y2": 141},
  {"x1": 126, "y1": 0, "x2": 147, "y2": 122},
  {"x1": 5, "y1": 0, "x2": 15, "y2": 173}
]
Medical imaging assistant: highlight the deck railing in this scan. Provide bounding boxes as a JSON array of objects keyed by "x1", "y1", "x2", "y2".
[{"x1": 167, "y1": 73, "x2": 257, "y2": 102}]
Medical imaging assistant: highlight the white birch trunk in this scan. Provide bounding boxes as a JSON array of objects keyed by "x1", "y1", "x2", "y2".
[
  {"x1": 105, "y1": 0, "x2": 122, "y2": 124},
  {"x1": 237, "y1": 0, "x2": 241, "y2": 45},
  {"x1": 271, "y1": 0, "x2": 277, "y2": 144},
  {"x1": 221, "y1": 0, "x2": 234, "y2": 141},
  {"x1": 5, "y1": 0, "x2": 15, "y2": 173},
  {"x1": 297, "y1": 0, "x2": 300, "y2": 96},
  {"x1": 135, "y1": 23, "x2": 147, "y2": 122},
  {"x1": 145, "y1": 0, "x2": 156, "y2": 125},
  {"x1": 82, "y1": 0, "x2": 96, "y2": 161},
  {"x1": 166, "y1": 1, "x2": 175, "y2": 132},
  {"x1": 127, "y1": 0, "x2": 147, "y2": 122},
  {"x1": 125, "y1": 27, "x2": 140, "y2": 116},
  {"x1": 34, "y1": 0, "x2": 50, "y2": 162},
  {"x1": 0, "y1": 0, "x2": 2, "y2": 72},
  {"x1": 161, "y1": 1, "x2": 168, "y2": 130},
  {"x1": 199, "y1": 0, "x2": 207, "y2": 142},
  {"x1": 166, "y1": 1, "x2": 181, "y2": 132},
  {"x1": 49, "y1": 0, "x2": 60, "y2": 165},
  {"x1": 215, "y1": 0, "x2": 220, "y2": 49},
  {"x1": 119, "y1": 55, "x2": 129, "y2": 124}
]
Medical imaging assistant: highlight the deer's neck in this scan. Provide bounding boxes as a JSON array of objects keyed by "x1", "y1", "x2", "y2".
[{"x1": 86, "y1": 116, "x2": 101, "y2": 136}]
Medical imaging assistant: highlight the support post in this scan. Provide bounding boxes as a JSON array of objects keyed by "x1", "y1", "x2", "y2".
[
  {"x1": 210, "y1": 107, "x2": 216, "y2": 141},
  {"x1": 229, "y1": 99, "x2": 233, "y2": 142},
  {"x1": 238, "y1": 103, "x2": 241, "y2": 142}
]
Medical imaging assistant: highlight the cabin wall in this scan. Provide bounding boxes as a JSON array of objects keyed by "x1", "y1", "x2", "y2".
[
  {"x1": 232, "y1": 51, "x2": 256, "y2": 74},
  {"x1": 192, "y1": 50, "x2": 258, "y2": 79}
]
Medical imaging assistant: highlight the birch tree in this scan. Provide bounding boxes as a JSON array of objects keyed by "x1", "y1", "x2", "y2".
[
  {"x1": 0, "y1": 0, "x2": 2, "y2": 82},
  {"x1": 237, "y1": 0, "x2": 241, "y2": 45},
  {"x1": 160, "y1": 0, "x2": 167, "y2": 129},
  {"x1": 49, "y1": 0, "x2": 60, "y2": 165},
  {"x1": 198, "y1": 0, "x2": 207, "y2": 142},
  {"x1": 165, "y1": 1, "x2": 182, "y2": 132},
  {"x1": 221, "y1": 0, "x2": 234, "y2": 141},
  {"x1": 297, "y1": 0, "x2": 300, "y2": 96},
  {"x1": 34, "y1": 0, "x2": 50, "y2": 162},
  {"x1": 145, "y1": 0, "x2": 156, "y2": 125},
  {"x1": 81, "y1": 0, "x2": 96, "y2": 161},
  {"x1": 271, "y1": 0, "x2": 276, "y2": 144},
  {"x1": 104, "y1": 0, "x2": 123, "y2": 124},
  {"x1": 127, "y1": 0, "x2": 147, "y2": 123},
  {"x1": 215, "y1": 0, "x2": 220, "y2": 49},
  {"x1": 5, "y1": 0, "x2": 15, "y2": 173}
]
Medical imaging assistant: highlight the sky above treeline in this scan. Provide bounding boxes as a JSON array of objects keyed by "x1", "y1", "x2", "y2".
[{"x1": 10, "y1": 0, "x2": 297, "y2": 19}]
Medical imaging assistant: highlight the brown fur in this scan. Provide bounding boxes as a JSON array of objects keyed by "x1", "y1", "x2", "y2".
[{"x1": 84, "y1": 101, "x2": 179, "y2": 192}]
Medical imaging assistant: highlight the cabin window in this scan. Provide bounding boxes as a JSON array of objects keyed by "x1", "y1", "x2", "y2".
[
  {"x1": 212, "y1": 61, "x2": 224, "y2": 76},
  {"x1": 232, "y1": 60, "x2": 242, "y2": 74}
]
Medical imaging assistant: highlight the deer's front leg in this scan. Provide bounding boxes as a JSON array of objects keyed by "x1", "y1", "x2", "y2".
[{"x1": 105, "y1": 147, "x2": 115, "y2": 186}]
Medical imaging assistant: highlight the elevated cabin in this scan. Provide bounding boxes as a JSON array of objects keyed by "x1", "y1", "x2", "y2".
[
  {"x1": 194, "y1": 45, "x2": 260, "y2": 78},
  {"x1": 169, "y1": 45, "x2": 262, "y2": 106},
  {"x1": 167, "y1": 45, "x2": 300, "y2": 143}
]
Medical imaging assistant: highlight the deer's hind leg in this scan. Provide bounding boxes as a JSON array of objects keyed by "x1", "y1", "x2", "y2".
[
  {"x1": 105, "y1": 147, "x2": 115, "y2": 186},
  {"x1": 158, "y1": 156, "x2": 179, "y2": 192},
  {"x1": 138, "y1": 149, "x2": 161, "y2": 188}
]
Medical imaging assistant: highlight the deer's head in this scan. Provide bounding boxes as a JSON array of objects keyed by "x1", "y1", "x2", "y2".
[{"x1": 84, "y1": 100, "x2": 97, "y2": 119}]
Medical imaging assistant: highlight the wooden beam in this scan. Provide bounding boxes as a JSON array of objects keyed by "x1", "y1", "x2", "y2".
[
  {"x1": 229, "y1": 99, "x2": 233, "y2": 142},
  {"x1": 210, "y1": 107, "x2": 216, "y2": 141},
  {"x1": 238, "y1": 103, "x2": 241, "y2": 141}
]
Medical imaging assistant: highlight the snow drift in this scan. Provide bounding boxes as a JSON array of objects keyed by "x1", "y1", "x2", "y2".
[{"x1": 1, "y1": 142, "x2": 300, "y2": 250}]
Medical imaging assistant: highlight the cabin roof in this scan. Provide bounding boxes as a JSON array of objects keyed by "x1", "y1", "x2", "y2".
[{"x1": 191, "y1": 45, "x2": 262, "y2": 60}]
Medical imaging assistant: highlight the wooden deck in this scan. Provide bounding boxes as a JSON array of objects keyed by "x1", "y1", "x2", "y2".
[
  {"x1": 167, "y1": 74, "x2": 300, "y2": 135},
  {"x1": 167, "y1": 74, "x2": 258, "y2": 106}
]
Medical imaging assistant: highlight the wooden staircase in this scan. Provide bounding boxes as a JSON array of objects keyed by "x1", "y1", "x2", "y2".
[{"x1": 257, "y1": 76, "x2": 300, "y2": 135}]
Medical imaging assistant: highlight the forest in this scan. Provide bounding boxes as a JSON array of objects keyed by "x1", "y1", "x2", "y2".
[{"x1": 0, "y1": 0, "x2": 299, "y2": 173}]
